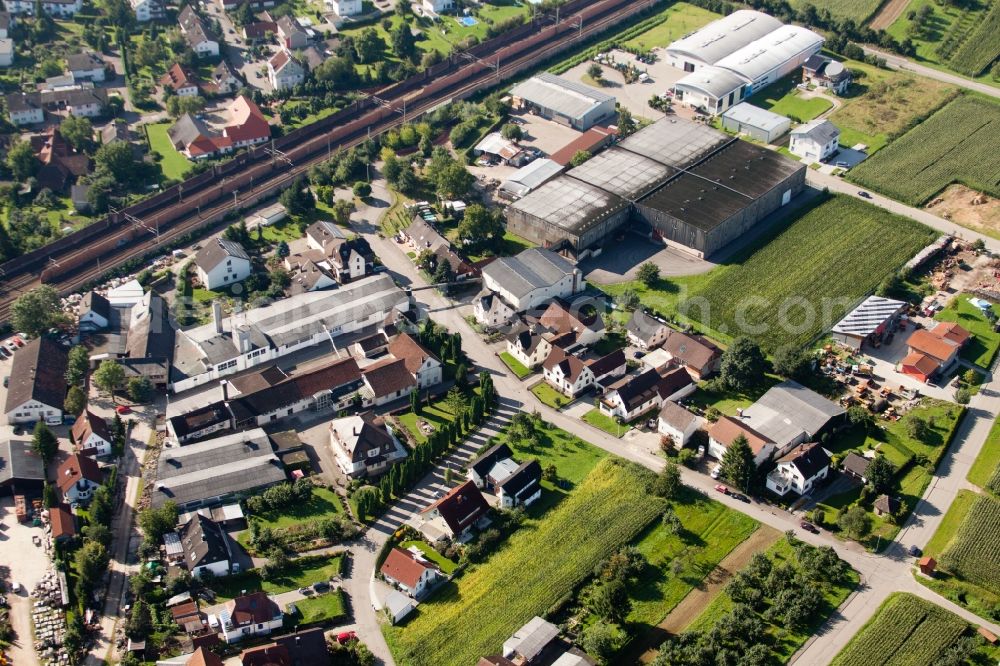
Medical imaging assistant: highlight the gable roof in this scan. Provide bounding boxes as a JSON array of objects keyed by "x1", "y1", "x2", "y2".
[
  {"x1": 363, "y1": 358, "x2": 417, "y2": 398},
  {"x1": 225, "y1": 591, "x2": 280, "y2": 626},
  {"x1": 931, "y1": 321, "x2": 970, "y2": 346},
  {"x1": 662, "y1": 330, "x2": 719, "y2": 373},
  {"x1": 791, "y1": 119, "x2": 839, "y2": 144},
  {"x1": 380, "y1": 546, "x2": 438, "y2": 589},
  {"x1": 777, "y1": 442, "x2": 830, "y2": 480},
  {"x1": 329, "y1": 411, "x2": 394, "y2": 463},
  {"x1": 539, "y1": 298, "x2": 604, "y2": 337},
  {"x1": 907, "y1": 329, "x2": 960, "y2": 363},
  {"x1": 229, "y1": 357, "x2": 362, "y2": 420},
  {"x1": 66, "y1": 51, "x2": 104, "y2": 71},
  {"x1": 195, "y1": 238, "x2": 251, "y2": 273},
  {"x1": 81, "y1": 291, "x2": 111, "y2": 321},
  {"x1": 482, "y1": 248, "x2": 576, "y2": 301},
  {"x1": 469, "y1": 443, "x2": 514, "y2": 480},
  {"x1": 160, "y1": 63, "x2": 201, "y2": 91},
  {"x1": 4, "y1": 337, "x2": 69, "y2": 414},
  {"x1": 50, "y1": 503, "x2": 76, "y2": 539},
  {"x1": 405, "y1": 217, "x2": 449, "y2": 252},
  {"x1": 179, "y1": 5, "x2": 218, "y2": 47},
  {"x1": 188, "y1": 647, "x2": 225, "y2": 666},
  {"x1": 586, "y1": 348, "x2": 626, "y2": 380},
  {"x1": 626, "y1": 310, "x2": 667, "y2": 343},
  {"x1": 659, "y1": 400, "x2": 698, "y2": 431},
  {"x1": 707, "y1": 415, "x2": 772, "y2": 455},
  {"x1": 57, "y1": 454, "x2": 102, "y2": 493},
  {"x1": 387, "y1": 333, "x2": 438, "y2": 376},
  {"x1": 224, "y1": 95, "x2": 270, "y2": 144},
  {"x1": 900, "y1": 351, "x2": 939, "y2": 376},
  {"x1": 606, "y1": 366, "x2": 693, "y2": 411},
  {"x1": 743, "y1": 381, "x2": 845, "y2": 444},
  {"x1": 873, "y1": 494, "x2": 901, "y2": 515},
  {"x1": 497, "y1": 459, "x2": 541, "y2": 501},
  {"x1": 71, "y1": 410, "x2": 113, "y2": 447},
  {"x1": 181, "y1": 513, "x2": 232, "y2": 569},
  {"x1": 421, "y1": 480, "x2": 489, "y2": 535},
  {"x1": 542, "y1": 346, "x2": 590, "y2": 382},
  {"x1": 127, "y1": 292, "x2": 175, "y2": 360},
  {"x1": 841, "y1": 452, "x2": 871, "y2": 478}
]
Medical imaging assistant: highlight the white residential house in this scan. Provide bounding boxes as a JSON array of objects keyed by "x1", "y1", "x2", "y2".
[
  {"x1": 480, "y1": 248, "x2": 583, "y2": 314},
  {"x1": 56, "y1": 454, "x2": 102, "y2": 504},
  {"x1": 626, "y1": 310, "x2": 670, "y2": 350},
  {"x1": 380, "y1": 547, "x2": 440, "y2": 598},
  {"x1": 194, "y1": 238, "x2": 252, "y2": 290},
  {"x1": 4, "y1": 0, "x2": 82, "y2": 17},
  {"x1": 541, "y1": 347, "x2": 594, "y2": 398},
  {"x1": 388, "y1": 333, "x2": 442, "y2": 389},
  {"x1": 707, "y1": 415, "x2": 775, "y2": 466},
  {"x1": 5, "y1": 92, "x2": 44, "y2": 125},
  {"x1": 216, "y1": 592, "x2": 283, "y2": 643},
  {"x1": 505, "y1": 330, "x2": 553, "y2": 370},
  {"x1": 600, "y1": 367, "x2": 695, "y2": 422},
  {"x1": 765, "y1": 442, "x2": 832, "y2": 496},
  {"x1": 267, "y1": 49, "x2": 305, "y2": 91},
  {"x1": 180, "y1": 514, "x2": 234, "y2": 578},
  {"x1": 473, "y1": 292, "x2": 516, "y2": 329},
  {"x1": 66, "y1": 52, "x2": 106, "y2": 82},
  {"x1": 71, "y1": 410, "x2": 114, "y2": 457},
  {"x1": 4, "y1": 338, "x2": 68, "y2": 425},
  {"x1": 657, "y1": 401, "x2": 701, "y2": 448},
  {"x1": 789, "y1": 119, "x2": 840, "y2": 162},
  {"x1": 330, "y1": 0, "x2": 361, "y2": 15},
  {"x1": 179, "y1": 6, "x2": 220, "y2": 57},
  {"x1": 422, "y1": 0, "x2": 453, "y2": 14},
  {"x1": 328, "y1": 411, "x2": 407, "y2": 478},
  {"x1": 0, "y1": 39, "x2": 13, "y2": 67},
  {"x1": 466, "y1": 443, "x2": 542, "y2": 509},
  {"x1": 130, "y1": 0, "x2": 165, "y2": 21},
  {"x1": 78, "y1": 292, "x2": 111, "y2": 331}
]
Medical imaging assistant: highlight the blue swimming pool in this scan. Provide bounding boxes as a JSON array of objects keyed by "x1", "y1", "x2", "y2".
[{"x1": 457, "y1": 16, "x2": 478, "y2": 27}]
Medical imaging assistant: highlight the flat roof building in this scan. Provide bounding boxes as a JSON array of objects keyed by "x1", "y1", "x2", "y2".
[
  {"x1": 151, "y1": 428, "x2": 285, "y2": 509},
  {"x1": 509, "y1": 72, "x2": 617, "y2": 131},
  {"x1": 721, "y1": 103, "x2": 790, "y2": 143},
  {"x1": 499, "y1": 158, "x2": 564, "y2": 200},
  {"x1": 505, "y1": 117, "x2": 806, "y2": 259}
]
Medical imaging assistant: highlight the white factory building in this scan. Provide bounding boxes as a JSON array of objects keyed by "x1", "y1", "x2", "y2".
[{"x1": 668, "y1": 10, "x2": 823, "y2": 115}]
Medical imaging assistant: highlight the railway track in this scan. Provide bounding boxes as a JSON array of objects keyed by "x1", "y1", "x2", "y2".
[{"x1": 0, "y1": 0, "x2": 653, "y2": 324}]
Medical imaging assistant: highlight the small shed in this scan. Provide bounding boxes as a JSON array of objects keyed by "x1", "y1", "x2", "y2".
[
  {"x1": 721, "y1": 103, "x2": 791, "y2": 143},
  {"x1": 385, "y1": 589, "x2": 416, "y2": 625},
  {"x1": 918, "y1": 556, "x2": 936, "y2": 576},
  {"x1": 872, "y1": 494, "x2": 900, "y2": 517},
  {"x1": 977, "y1": 627, "x2": 998, "y2": 644}
]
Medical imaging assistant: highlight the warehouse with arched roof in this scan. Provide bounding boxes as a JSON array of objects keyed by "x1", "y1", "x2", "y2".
[
  {"x1": 714, "y1": 24, "x2": 824, "y2": 92},
  {"x1": 664, "y1": 9, "x2": 783, "y2": 72}
]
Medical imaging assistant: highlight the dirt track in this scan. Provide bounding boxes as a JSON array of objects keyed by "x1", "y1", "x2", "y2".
[
  {"x1": 637, "y1": 526, "x2": 782, "y2": 663},
  {"x1": 870, "y1": 0, "x2": 910, "y2": 30}
]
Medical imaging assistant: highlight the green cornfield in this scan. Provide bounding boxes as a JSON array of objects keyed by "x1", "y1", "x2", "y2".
[
  {"x1": 384, "y1": 458, "x2": 668, "y2": 666},
  {"x1": 787, "y1": 0, "x2": 882, "y2": 21},
  {"x1": 683, "y1": 196, "x2": 935, "y2": 351},
  {"x1": 947, "y1": 0, "x2": 1000, "y2": 76},
  {"x1": 849, "y1": 96, "x2": 1000, "y2": 205},
  {"x1": 988, "y1": 465, "x2": 1000, "y2": 495},
  {"x1": 940, "y1": 494, "x2": 1000, "y2": 594},
  {"x1": 831, "y1": 593, "x2": 968, "y2": 666}
]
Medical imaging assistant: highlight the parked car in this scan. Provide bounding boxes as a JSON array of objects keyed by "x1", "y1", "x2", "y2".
[
  {"x1": 2, "y1": 377, "x2": 7, "y2": 388},
  {"x1": 731, "y1": 493, "x2": 750, "y2": 503},
  {"x1": 800, "y1": 521, "x2": 819, "y2": 534},
  {"x1": 298, "y1": 587, "x2": 314, "y2": 596},
  {"x1": 3, "y1": 342, "x2": 17, "y2": 354},
  {"x1": 337, "y1": 631, "x2": 357, "y2": 645},
  {"x1": 858, "y1": 191, "x2": 872, "y2": 199},
  {"x1": 908, "y1": 545, "x2": 922, "y2": 557},
  {"x1": 0, "y1": 347, "x2": 10, "y2": 358},
  {"x1": 710, "y1": 464, "x2": 721, "y2": 480},
  {"x1": 115, "y1": 405, "x2": 132, "y2": 415},
  {"x1": 312, "y1": 581, "x2": 330, "y2": 592},
  {"x1": 714, "y1": 484, "x2": 729, "y2": 494}
]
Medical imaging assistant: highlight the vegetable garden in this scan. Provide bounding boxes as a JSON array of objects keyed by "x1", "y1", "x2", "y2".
[
  {"x1": 849, "y1": 96, "x2": 1000, "y2": 205},
  {"x1": 831, "y1": 593, "x2": 972, "y2": 666},
  {"x1": 383, "y1": 458, "x2": 668, "y2": 666},
  {"x1": 940, "y1": 493, "x2": 1000, "y2": 595}
]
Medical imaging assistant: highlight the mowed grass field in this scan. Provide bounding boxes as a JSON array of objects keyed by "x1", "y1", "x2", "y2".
[
  {"x1": 598, "y1": 196, "x2": 936, "y2": 352},
  {"x1": 969, "y1": 416, "x2": 1000, "y2": 495},
  {"x1": 145, "y1": 123, "x2": 190, "y2": 181},
  {"x1": 831, "y1": 593, "x2": 994, "y2": 666},
  {"x1": 382, "y1": 458, "x2": 668, "y2": 666},
  {"x1": 827, "y1": 60, "x2": 957, "y2": 152},
  {"x1": 849, "y1": 96, "x2": 1000, "y2": 204},
  {"x1": 621, "y1": 2, "x2": 720, "y2": 51}
]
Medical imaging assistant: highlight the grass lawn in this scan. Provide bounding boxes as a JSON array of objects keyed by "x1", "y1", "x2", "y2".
[
  {"x1": 591, "y1": 331, "x2": 628, "y2": 357},
  {"x1": 498, "y1": 352, "x2": 532, "y2": 379},
  {"x1": 259, "y1": 218, "x2": 307, "y2": 244},
  {"x1": 397, "y1": 396, "x2": 462, "y2": 445},
  {"x1": 597, "y1": 196, "x2": 935, "y2": 353},
  {"x1": 237, "y1": 487, "x2": 345, "y2": 551},
  {"x1": 627, "y1": 489, "x2": 759, "y2": 630},
  {"x1": 530, "y1": 382, "x2": 569, "y2": 409},
  {"x1": 210, "y1": 554, "x2": 344, "y2": 601},
  {"x1": 968, "y1": 416, "x2": 1000, "y2": 495},
  {"x1": 294, "y1": 589, "x2": 347, "y2": 626},
  {"x1": 934, "y1": 294, "x2": 1000, "y2": 369},
  {"x1": 399, "y1": 540, "x2": 458, "y2": 575},
  {"x1": 582, "y1": 408, "x2": 629, "y2": 438},
  {"x1": 684, "y1": 537, "x2": 859, "y2": 661},
  {"x1": 621, "y1": 2, "x2": 720, "y2": 50},
  {"x1": 827, "y1": 57, "x2": 957, "y2": 154},
  {"x1": 498, "y1": 422, "x2": 607, "y2": 488},
  {"x1": 145, "y1": 123, "x2": 190, "y2": 181},
  {"x1": 817, "y1": 399, "x2": 965, "y2": 550},
  {"x1": 831, "y1": 592, "x2": 999, "y2": 666},
  {"x1": 756, "y1": 76, "x2": 833, "y2": 122},
  {"x1": 383, "y1": 458, "x2": 668, "y2": 666},
  {"x1": 686, "y1": 375, "x2": 781, "y2": 417}
]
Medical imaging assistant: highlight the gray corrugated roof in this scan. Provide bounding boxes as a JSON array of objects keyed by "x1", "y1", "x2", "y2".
[
  {"x1": 742, "y1": 380, "x2": 844, "y2": 447},
  {"x1": 715, "y1": 25, "x2": 823, "y2": 83},
  {"x1": 721, "y1": 103, "x2": 790, "y2": 131},
  {"x1": 673, "y1": 65, "x2": 748, "y2": 100},
  {"x1": 665, "y1": 9, "x2": 783, "y2": 65},
  {"x1": 482, "y1": 248, "x2": 576, "y2": 301},
  {"x1": 510, "y1": 72, "x2": 615, "y2": 121},
  {"x1": 508, "y1": 175, "x2": 627, "y2": 235},
  {"x1": 568, "y1": 147, "x2": 675, "y2": 201},
  {"x1": 0, "y1": 439, "x2": 46, "y2": 485},
  {"x1": 619, "y1": 117, "x2": 731, "y2": 169},
  {"x1": 502, "y1": 158, "x2": 564, "y2": 195},
  {"x1": 832, "y1": 295, "x2": 907, "y2": 337}
]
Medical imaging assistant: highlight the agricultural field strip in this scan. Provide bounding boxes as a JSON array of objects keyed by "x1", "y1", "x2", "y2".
[
  {"x1": 940, "y1": 493, "x2": 1000, "y2": 594},
  {"x1": 947, "y1": 0, "x2": 1000, "y2": 76},
  {"x1": 849, "y1": 97, "x2": 1000, "y2": 205}
]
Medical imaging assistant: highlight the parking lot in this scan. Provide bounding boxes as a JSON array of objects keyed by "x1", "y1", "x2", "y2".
[
  {"x1": 579, "y1": 233, "x2": 716, "y2": 283},
  {"x1": 2, "y1": 496, "x2": 51, "y2": 666}
]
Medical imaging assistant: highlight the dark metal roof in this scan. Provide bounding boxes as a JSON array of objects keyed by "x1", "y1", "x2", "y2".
[
  {"x1": 4, "y1": 337, "x2": 68, "y2": 413},
  {"x1": 0, "y1": 438, "x2": 46, "y2": 485}
]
